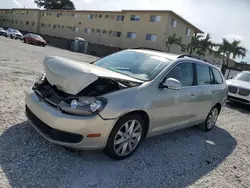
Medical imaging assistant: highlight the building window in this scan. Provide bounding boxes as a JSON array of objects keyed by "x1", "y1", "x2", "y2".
[
  {"x1": 150, "y1": 15, "x2": 161, "y2": 22},
  {"x1": 96, "y1": 29, "x2": 101, "y2": 33},
  {"x1": 127, "y1": 32, "x2": 136, "y2": 39},
  {"x1": 57, "y1": 25, "x2": 61, "y2": 28},
  {"x1": 53, "y1": 24, "x2": 56, "y2": 29},
  {"x1": 105, "y1": 15, "x2": 109, "y2": 18},
  {"x1": 15, "y1": 20, "x2": 18, "y2": 24},
  {"x1": 146, "y1": 34, "x2": 157, "y2": 41},
  {"x1": 41, "y1": 23, "x2": 44, "y2": 27},
  {"x1": 26, "y1": 21, "x2": 29, "y2": 25},
  {"x1": 171, "y1": 18, "x2": 177, "y2": 27},
  {"x1": 99, "y1": 14, "x2": 103, "y2": 18},
  {"x1": 73, "y1": 27, "x2": 79, "y2": 32},
  {"x1": 185, "y1": 28, "x2": 191, "y2": 36},
  {"x1": 116, "y1": 15, "x2": 124, "y2": 21},
  {"x1": 130, "y1": 15, "x2": 140, "y2": 21},
  {"x1": 27, "y1": 11, "x2": 30, "y2": 15},
  {"x1": 61, "y1": 25, "x2": 64, "y2": 28},
  {"x1": 88, "y1": 14, "x2": 93, "y2": 19},
  {"x1": 113, "y1": 31, "x2": 121, "y2": 37},
  {"x1": 91, "y1": 28, "x2": 95, "y2": 32},
  {"x1": 84, "y1": 28, "x2": 91, "y2": 33},
  {"x1": 103, "y1": 30, "x2": 107, "y2": 34},
  {"x1": 48, "y1": 24, "x2": 51, "y2": 27},
  {"x1": 32, "y1": 22, "x2": 35, "y2": 26}
]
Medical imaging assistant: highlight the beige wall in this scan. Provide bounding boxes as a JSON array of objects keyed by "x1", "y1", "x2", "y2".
[
  {"x1": 165, "y1": 14, "x2": 195, "y2": 54},
  {"x1": 0, "y1": 9, "x2": 198, "y2": 51},
  {"x1": 0, "y1": 9, "x2": 40, "y2": 33},
  {"x1": 120, "y1": 11, "x2": 168, "y2": 50}
]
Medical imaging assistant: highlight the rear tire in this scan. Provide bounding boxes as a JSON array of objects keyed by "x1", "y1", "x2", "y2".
[
  {"x1": 104, "y1": 114, "x2": 145, "y2": 160},
  {"x1": 199, "y1": 105, "x2": 220, "y2": 132},
  {"x1": 10, "y1": 35, "x2": 13, "y2": 39}
]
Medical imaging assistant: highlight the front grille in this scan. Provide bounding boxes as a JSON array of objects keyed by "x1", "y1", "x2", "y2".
[
  {"x1": 228, "y1": 86, "x2": 238, "y2": 94},
  {"x1": 228, "y1": 96, "x2": 250, "y2": 104},
  {"x1": 238, "y1": 88, "x2": 250, "y2": 96},
  {"x1": 26, "y1": 106, "x2": 83, "y2": 143}
]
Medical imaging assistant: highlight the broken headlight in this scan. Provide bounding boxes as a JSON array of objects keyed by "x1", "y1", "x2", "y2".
[
  {"x1": 33, "y1": 74, "x2": 46, "y2": 89},
  {"x1": 58, "y1": 97, "x2": 107, "y2": 116}
]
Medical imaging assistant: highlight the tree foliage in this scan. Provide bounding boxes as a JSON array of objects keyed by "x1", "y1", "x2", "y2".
[
  {"x1": 165, "y1": 34, "x2": 182, "y2": 52},
  {"x1": 218, "y1": 38, "x2": 246, "y2": 74},
  {"x1": 187, "y1": 34, "x2": 214, "y2": 57},
  {"x1": 34, "y1": 0, "x2": 75, "y2": 10}
]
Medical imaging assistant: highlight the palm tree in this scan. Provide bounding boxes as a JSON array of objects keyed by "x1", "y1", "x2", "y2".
[
  {"x1": 187, "y1": 35, "x2": 202, "y2": 54},
  {"x1": 165, "y1": 33, "x2": 182, "y2": 52},
  {"x1": 195, "y1": 33, "x2": 214, "y2": 57},
  {"x1": 218, "y1": 38, "x2": 247, "y2": 75}
]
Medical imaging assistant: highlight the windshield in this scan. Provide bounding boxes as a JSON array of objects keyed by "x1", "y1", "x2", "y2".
[
  {"x1": 234, "y1": 72, "x2": 250, "y2": 82},
  {"x1": 12, "y1": 30, "x2": 19, "y2": 33},
  {"x1": 32, "y1": 34, "x2": 43, "y2": 40},
  {"x1": 94, "y1": 50, "x2": 171, "y2": 81},
  {"x1": 0, "y1": 27, "x2": 4, "y2": 31}
]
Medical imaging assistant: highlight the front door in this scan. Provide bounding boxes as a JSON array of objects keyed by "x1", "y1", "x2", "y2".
[{"x1": 150, "y1": 62, "x2": 197, "y2": 135}]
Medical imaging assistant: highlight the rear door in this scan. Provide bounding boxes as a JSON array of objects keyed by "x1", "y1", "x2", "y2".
[{"x1": 190, "y1": 63, "x2": 215, "y2": 122}]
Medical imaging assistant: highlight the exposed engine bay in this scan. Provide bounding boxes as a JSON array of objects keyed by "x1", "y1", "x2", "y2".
[{"x1": 33, "y1": 75, "x2": 138, "y2": 107}]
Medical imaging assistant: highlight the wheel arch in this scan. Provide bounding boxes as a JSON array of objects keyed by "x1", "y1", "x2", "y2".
[{"x1": 116, "y1": 110, "x2": 150, "y2": 137}]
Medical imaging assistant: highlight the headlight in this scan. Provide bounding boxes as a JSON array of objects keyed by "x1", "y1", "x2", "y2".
[{"x1": 58, "y1": 97, "x2": 107, "y2": 116}]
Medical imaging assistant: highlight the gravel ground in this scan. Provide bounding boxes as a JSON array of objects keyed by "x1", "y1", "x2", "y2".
[{"x1": 0, "y1": 37, "x2": 250, "y2": 188}]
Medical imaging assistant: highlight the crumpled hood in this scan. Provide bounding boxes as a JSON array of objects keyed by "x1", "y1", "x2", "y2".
[
  {"x1": 43, "y1": 56, "x2": 143, "y2": 95},
  {"x1": 226, "y1": 79, "x2": 250, "y2": 90}
]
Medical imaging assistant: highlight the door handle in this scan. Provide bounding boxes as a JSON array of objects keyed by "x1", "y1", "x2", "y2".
[{"x1": 190, "y1": 94, "x2": 196, "y2": 98}]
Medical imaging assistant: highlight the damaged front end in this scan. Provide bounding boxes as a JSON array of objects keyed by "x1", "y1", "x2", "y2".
[
  {"x1": 32, "y1": 56, "x2": 142, "y2": 116},
  {"x1": 33, "y1": 74, "x2": 138, "y2": 116}
]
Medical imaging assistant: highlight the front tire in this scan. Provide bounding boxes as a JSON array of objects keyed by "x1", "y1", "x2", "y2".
[
  {"x1": 200, "y1": 105, "x2": 220, "y2": 132},
  {"x1": 104, "y1": 114, "x2": 145, "y2": 160}
]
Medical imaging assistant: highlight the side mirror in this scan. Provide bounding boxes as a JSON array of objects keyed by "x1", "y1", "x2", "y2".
[{"x1": 160, "y1": 78, "x2": 182, "y2": 90}]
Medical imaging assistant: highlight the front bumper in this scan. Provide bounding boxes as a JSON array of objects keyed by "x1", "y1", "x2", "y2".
[
  {"x1": 25, "y1": 88, "x2": 116, "y2": 150},
  {"x1": 227, "y1": 93, "x2": 250, "y2": 105},
  {"x1": 13, "y1": 34, "x2": 23, "y2": 39}
]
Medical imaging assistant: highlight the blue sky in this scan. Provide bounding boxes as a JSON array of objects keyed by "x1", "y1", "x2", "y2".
[{"x1": 1, "y1": 0, "x2": 250, "y2": 62}]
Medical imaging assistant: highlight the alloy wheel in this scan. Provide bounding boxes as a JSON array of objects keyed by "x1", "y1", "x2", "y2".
[
  {"x1": 207, "y1": 108, "x2": 219, "y2": 129},
  {"x1": 113, "y1": 120, "x2": 142, "y2": 156}
]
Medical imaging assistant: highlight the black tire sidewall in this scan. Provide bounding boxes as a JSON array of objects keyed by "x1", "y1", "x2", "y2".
[{"x1": 104, "y1": 114, "x2": 145, "y2": 160}]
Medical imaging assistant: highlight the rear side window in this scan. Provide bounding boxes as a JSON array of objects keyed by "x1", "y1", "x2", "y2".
[
  {"x1": 212, "y1": 68, "x2": 223, "y2": 84},
  {"x1": 196, "y1": 64, "x2": 212, "y2": 85},
  {"x1": 166, "y1": 63, "x2": 194, "y2": 86}
]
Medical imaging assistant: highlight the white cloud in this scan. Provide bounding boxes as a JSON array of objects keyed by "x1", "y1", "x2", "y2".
[
  {"x1": 224, "y1": 34, "x2": 244, "y2": 42},
  {"x1": 83, "y1": 0, "x2": 92, "y2": 4},
  {"x1": 12, "y1": 0, "x2": 23, "y2": 8}
]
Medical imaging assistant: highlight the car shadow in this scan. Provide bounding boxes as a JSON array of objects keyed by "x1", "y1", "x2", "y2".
[
  {"x1": 0, "y1": 121, "x2": 236, "y2": 188},
  {"x1": 226, "y1": 101, "x2": 250, "y2": 115}
]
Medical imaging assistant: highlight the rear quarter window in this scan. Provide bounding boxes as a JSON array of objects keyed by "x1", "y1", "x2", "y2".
[{"x1": 212, "y1": 68, "x2": 223, "y2": 84}]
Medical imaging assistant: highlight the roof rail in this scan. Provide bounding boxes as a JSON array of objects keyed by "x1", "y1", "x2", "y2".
[
  {"x1": 131, "y1": 47, "x2": 165, "y2": 52},
  {"x1": 177, "y1": 53, "x2": 209, "y2": 63}
]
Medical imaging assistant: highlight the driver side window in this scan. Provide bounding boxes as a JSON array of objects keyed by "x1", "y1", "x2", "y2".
[{"x1": 165, "y1": 62, "x2": 194, "y2": 87}]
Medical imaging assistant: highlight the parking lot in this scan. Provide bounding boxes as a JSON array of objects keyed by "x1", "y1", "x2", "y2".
[{"x1": 0, "y1": 37, "x2": 250, "y2": 188}]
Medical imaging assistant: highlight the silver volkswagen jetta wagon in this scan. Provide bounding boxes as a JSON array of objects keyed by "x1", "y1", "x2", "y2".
[{"x1": 25, "y1": 49, "x2": 228, "y2": 160}]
